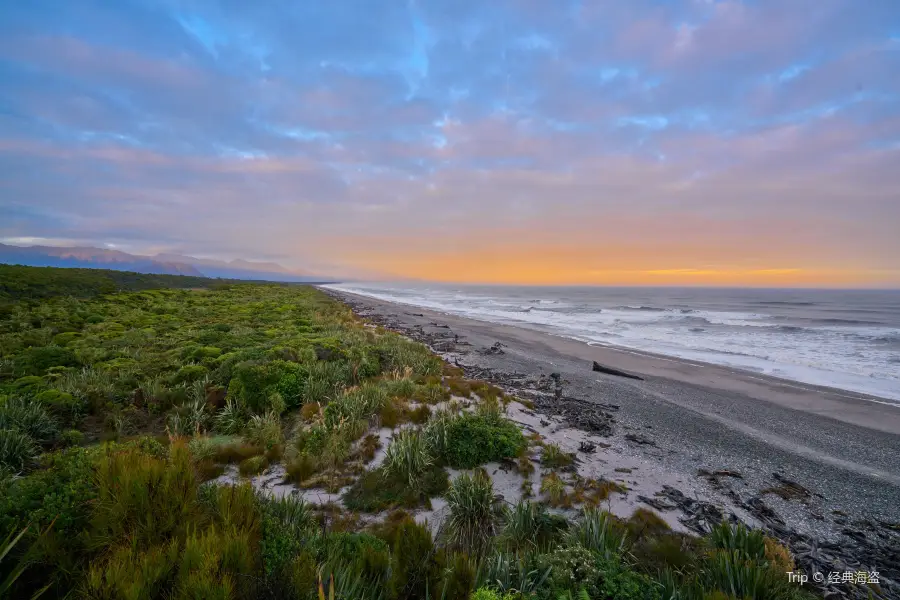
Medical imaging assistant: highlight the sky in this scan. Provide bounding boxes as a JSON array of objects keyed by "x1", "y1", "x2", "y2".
[{"x1": 0, "y1": 1, "x2": 899, "y2": 287}]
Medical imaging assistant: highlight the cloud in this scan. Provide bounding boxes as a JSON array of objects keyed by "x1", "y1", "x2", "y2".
[{"x1": 0, "y1": 0, "x2": 898, "y2": 285}]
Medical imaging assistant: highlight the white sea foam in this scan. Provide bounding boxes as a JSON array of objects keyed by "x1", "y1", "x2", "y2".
[{"x1": 323, "y1": 283, "x2": 900, "y2": 403}]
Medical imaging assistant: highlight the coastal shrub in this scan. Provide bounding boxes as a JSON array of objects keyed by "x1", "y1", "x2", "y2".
[
  {"x1": 388, "y1": 518, "x2": 444, "y2": 600},
  {"x1": 86, "y1": 442, "x2": 200, "y2": 551},
  {"x1": 0, "y1": 447, "x2": 98, "y2": 593},
  {"x1": 442, "y1": 413, "x2": 526, "y2": 468},
  {"x1": 60, "y1": 428, "x2": 84, "y2": 447},
  {"x1": 34, "y1": 389, "x2": 84, "y2": 426},
  {"x1": 305, "y1": 360, "x2": 351, "y2": 404},
  {"x1": 382, "y1": 428, "x2": 433, "y2": 491},
  {"x1": 52, "y1": 332, "x2": 80, "y2": 346},
  {"x1": 424, "y1": 409, "x2": 456, "y2": 456},
  {"x1": 10, "y1": 376, "x2": 48, "y2": 396},
  {"x1": 444, "y1": 470, "x2": 505, "y2": 555},
  {"x1": 20, "y1": 345, "x2": 79, "y2": 374},
  {"x1": 416, "y1": 383, "x2": 449, "y2": 405},
  {"x1": 383, "y1": 375, "x2": 418, "y2": 399},
  {"x1": 342, "y1": 465, "x2": 449, "y2": 512},
  {"x1": 439, "y1": 553, "x2": 478, "y2": 600},
  {"x1": 541, "y1": 544, "x2": 602, "y2": 596},
  {"x1": 316, "y1": 532, "x2": 391, "y2": 586},
  {"x1": 170, "y1": 363, "x2": 208, "y2": 384}
]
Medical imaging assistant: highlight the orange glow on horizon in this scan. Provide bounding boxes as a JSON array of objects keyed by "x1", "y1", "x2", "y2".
[{"x1": 337, "y1": 247, "x2": 898, "y2": 288}]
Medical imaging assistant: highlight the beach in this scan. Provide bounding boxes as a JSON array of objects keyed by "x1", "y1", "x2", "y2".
[{"x1": 325, "y1": 288, "x2": 900, "y2": 590}]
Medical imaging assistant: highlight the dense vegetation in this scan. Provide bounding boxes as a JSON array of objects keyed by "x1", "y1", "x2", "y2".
[
  {"x1": 0, "y1": 263, "x2": 221, "y2": 303},
  {"x1": 0, "y1": 265, "x2": 816, "y2": 599}
]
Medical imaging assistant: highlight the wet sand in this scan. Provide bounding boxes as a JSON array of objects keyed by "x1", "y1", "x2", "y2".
[{"x1": 325, "y1": 288, "x2": 900, "y2": 591}]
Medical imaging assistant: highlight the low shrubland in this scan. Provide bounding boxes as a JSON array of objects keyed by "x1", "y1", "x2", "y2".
[{"x1": 0, "y1": 266, "x2": 817, "y2": 600}]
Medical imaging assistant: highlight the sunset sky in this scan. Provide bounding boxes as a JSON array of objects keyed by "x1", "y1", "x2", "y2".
[{"x1": 1, "y1": 1, "x2": 898, "y2": 286}]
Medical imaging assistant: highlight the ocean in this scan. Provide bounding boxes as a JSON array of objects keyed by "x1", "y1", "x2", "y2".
[{"x1": 323, "y1": 283, "x2": 900, "y2": 403}]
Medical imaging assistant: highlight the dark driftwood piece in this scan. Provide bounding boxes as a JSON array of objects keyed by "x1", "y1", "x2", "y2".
[{"x1": 592, "y1": 360, "x2": 644, "y2": 380}]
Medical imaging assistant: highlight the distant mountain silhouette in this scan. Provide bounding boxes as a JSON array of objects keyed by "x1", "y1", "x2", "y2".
[{"x1": 0, "y1": 244, "x2": 333, "y2": 282}]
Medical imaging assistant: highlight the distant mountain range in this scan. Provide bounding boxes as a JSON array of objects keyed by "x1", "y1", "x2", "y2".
[{"x1": 0, "y1": 244, "x2": 334, "y2": 282}]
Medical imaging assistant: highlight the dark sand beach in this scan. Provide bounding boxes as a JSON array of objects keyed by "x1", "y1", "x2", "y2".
[{"x1": 326, "y1": 288, "x2": 900, "y2": 595}]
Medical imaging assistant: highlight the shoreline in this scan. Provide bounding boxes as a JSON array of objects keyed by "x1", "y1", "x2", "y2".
[
  {"x1": 323, "y1": 287, "x2": 900, "y2": 594},
  {"x1": 327, "y1": 288, "x2": 900, "y2": 433},
  {"x1": 320, "y1": 285, "x2": 900, "y2": 408}
]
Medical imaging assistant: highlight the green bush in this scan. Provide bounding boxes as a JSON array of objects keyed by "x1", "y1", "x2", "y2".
[
  {"x1": 540, "y1": 544, "x2": 601, "y2": 596},
  {"x1": 388, "y1": 518, "x2": 444, "y2": 600},
  {"x1": 342, "y1": 466, "x2": 449, "y2": 512},
  {"x1": 442, "y1": 413, "x2": 526, "y2": 469},
  {"x1": 61, "y1": 428, "x2": 85, "y2": 447},
  {"x1": 20, "y1": 345, "x2": 79, "y2": 374},
  {"x1": 316, "y1": 532, "x2": 391, "y2": 585},
  {"x1": 171, "y1": 364, "x2": 209, "y2": 385},
  {"x1": 10, "y1": 376, "x2": 47, "y2": 396},
  {"x1": 52, "y1": 332, "x2": 81, "y2": 346},
  {"x1": 35, "y1": 389, "x2": 85, "y2": 426},
  {"x1": 0, "y1": 446, "x2": 98, "y2": 591}
]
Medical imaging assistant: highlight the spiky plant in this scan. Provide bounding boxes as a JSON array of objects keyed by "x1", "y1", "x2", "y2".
[
  {"x1": 424, "y1": 409, "x2": 457, "y2": 456},
  {"x1": 501, "y1": 500, "x2": 565, "y2": 551},
  {"x1": 709, "y1": 522, "x2": 767, "y2": 562},
  {"x1": 566, "y1": 507, "x2": 625, "y2": 559},
  {"x1": 138, "y1": 377, "x2": 166, "y2": 403},
  {"x1": 444, "y1": 471, "x2": 504, "y2": 556},
  {"x1": 0, "y1": 429, "x2": 37, "y2": 472},
  {"x1": 189, "y1": 376, "x2": 210, "y2": 405},
  {"x1": 244, "y1": 411, "x2": 283, "y2": 450},
  {"x1": 263, "y1": 495, "x2": 315, "y2": 539},
  {"x1": 702, "y1": 549, "x2": 794, "y2": 600},
  {"x1": 383, "y1": 428, "x2": 433, "y2": 490},
  {"x1": 215, "y1": 398, "x2": 248, "y2": 435},
  {"x1": 475, "y1": 550, "x2": 550, "y2": 595},
  {"x1": 0, "y1": 397, "x2": 58, "y2": 445}
]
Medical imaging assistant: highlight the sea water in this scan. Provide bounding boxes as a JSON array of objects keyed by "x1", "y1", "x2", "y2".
[{"x1": 323, "y1": 283, "x2": 900, "y2": 403}]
